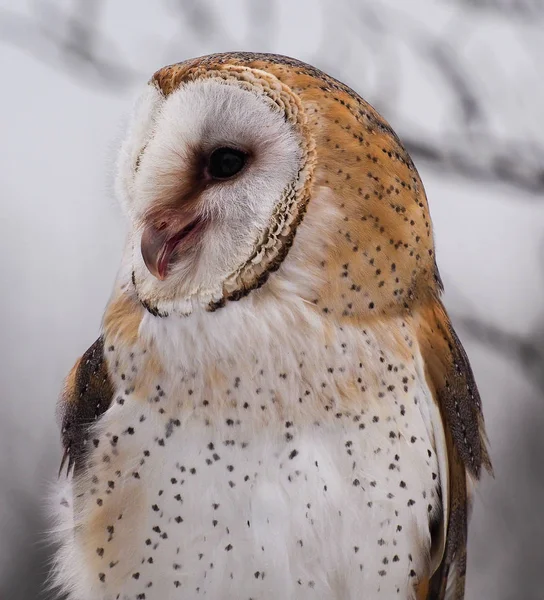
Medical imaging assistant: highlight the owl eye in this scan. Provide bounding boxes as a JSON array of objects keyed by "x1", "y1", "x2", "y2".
[{"x1": 208, "y1": 147, "x2": 247, "y2": 179}]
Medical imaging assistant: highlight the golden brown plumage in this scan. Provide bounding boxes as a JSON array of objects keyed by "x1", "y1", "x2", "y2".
[{"x1": 55, "y1": 53, "x2": 491, "y2": 600}]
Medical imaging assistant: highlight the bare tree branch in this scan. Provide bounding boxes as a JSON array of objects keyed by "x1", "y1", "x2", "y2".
[
  {"x1": 1, "y1": 0, "x2": 543, "y2": 194},
  {"x1": 449, "y1": 0, "x2": 544, "y2": 18},
  {"x1": 456, "y1": 314, "x2": 544, "y2": 391},
  {"x1": 0, "y1": 4, "x2": 139, "y2": 89},
  {"x1": 403, "y1": 134, "x2": 544, "y2": 194},
  {"x1": 167, "y1": 0, "x2": 237, "y2": 49}
]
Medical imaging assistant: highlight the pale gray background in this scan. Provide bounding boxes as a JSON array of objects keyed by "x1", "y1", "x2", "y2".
[{"x1": 1, "y1": 1, "x2": 543, "y2": 598}]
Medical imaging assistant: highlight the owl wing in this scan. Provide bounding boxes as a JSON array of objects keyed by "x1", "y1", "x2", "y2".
[
  {"x1": 414, "y1": 298, "x2": 492, "y2": 600},
  {"x1": 57, "y1": 337, "x2": 114, "y2": 477}
]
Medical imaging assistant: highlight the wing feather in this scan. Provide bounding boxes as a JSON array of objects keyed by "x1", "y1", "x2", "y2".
[
  {"x1": 415, "y1": 299, "x2": 492, "y2": 599},
  {"x1": 57, "y1": 336, "x2": 114, "y2": 477}
]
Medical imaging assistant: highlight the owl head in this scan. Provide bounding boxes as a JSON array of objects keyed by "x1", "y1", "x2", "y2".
[{"x1": 117, "y1": 53, "x2": 439, "y2": 318}]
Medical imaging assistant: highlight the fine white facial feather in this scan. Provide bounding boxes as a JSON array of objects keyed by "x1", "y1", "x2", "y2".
[{"x1": 117, "y1": 79, "x2": 303, "y2": 312}]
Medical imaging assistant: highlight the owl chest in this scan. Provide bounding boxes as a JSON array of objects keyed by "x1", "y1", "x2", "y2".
[{"x1": 67, "y1": 340, "x2": 439, "y2": 600}]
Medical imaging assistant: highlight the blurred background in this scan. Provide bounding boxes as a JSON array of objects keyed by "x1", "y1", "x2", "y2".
[{"x1": 1, "y1": 0, "x2": 543, "y2": 598}]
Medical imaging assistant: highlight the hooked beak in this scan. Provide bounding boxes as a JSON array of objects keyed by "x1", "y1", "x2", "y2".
[{"x1": 140, "y1": 217, "x2": 204, "y2": 280}]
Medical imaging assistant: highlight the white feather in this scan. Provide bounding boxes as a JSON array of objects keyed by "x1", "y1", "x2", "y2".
[
  {"x1": 118, "y1": 79, "x2": 303, "y2": 312},
  {"x1": 52, "y1": 275, "x2": 443, "y2": 599}
]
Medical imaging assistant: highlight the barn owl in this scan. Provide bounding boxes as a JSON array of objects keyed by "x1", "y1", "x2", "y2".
[{"x1": 52, "y1": 52, "x2": 491, "y2": 600}]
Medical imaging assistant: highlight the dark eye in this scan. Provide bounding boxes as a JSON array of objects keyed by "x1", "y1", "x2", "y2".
[{"x1": 208, "y1": 147, "x2": 247, "y2": 179}]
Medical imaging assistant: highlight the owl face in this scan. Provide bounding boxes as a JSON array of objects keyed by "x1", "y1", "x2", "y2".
[
  {"x1": 117, "y1": 70, "x2": 314, "y2": 316},
  {"x1": 117, "y1": 53, "x2": 438, "y2": 320}
]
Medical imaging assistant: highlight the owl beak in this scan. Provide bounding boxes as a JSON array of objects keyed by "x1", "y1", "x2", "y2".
[
  {"x1": 140, "y1": 223, "x2": 172, "y2": 280},
  {"x1": 140, "y1": 218, "x2": 202, "y2": 280}
]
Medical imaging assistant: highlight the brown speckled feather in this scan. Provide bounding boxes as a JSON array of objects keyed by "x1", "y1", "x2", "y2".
[
  {"x1": 417, "y1": 300, "x2": 492, "y2": 479},
  {"x1": 415, "y1": 300, "x2": 492, "y2": 598},
  {"x1": 153, "y1": 52, "x2": 438, "y2": 320},
  {"x1": 58, "y1": 337, "x2": 114, "y2": 477}
]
